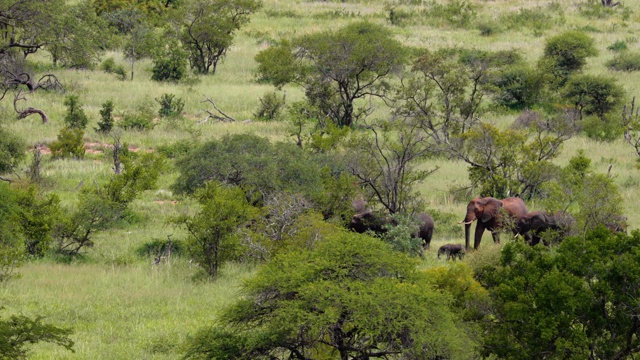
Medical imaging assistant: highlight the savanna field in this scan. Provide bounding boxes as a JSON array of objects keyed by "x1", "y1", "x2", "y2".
[{"x1": 4, "y1": 0, "x2": 640, "y2": 358}]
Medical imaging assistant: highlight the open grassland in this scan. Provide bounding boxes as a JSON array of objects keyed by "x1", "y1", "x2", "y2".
[{"x1": 5, "y1": 0, "x2": 640, "y2": 358}]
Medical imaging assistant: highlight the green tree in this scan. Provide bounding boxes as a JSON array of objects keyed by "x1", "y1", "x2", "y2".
[
  {"x1": 174, "y1": 182, "x2": 257, "y2": 279},
  {"x1": 179, "y1": 0, "x2": 262, "y2": 75},
  {"x1": 0, "y1": 312, "x2": 74, "y2": 360},
  {"x1": 63, "y1": 95, "x2": 89, "y2": 129},
  {"x1": 0, "y1": 126, "x2": 26, "y2": 178},
  {"x1": 95, "y1": 100, "x2": 115, "y2": 133},
  {"x1": 184, "y1": 231, "x2": 474, "y2": 359},
  {"x1": 540, "y1": 30, "x2": 598, "y2": 86},
  {"x1": 46, "y1": 1, "x2": 105, "y2": 68},
  {"x1": 563, "y1": 74, "x2": 625, "y2": 121},
  {"x1": 0, "y1": 0, "x2": 65, "y2": 57},
  {"x1": 256, "y1": 22, "x2": 407, "y2": 127},
  {"x1": 477, "y1": 228, "x2": 640, "y2": 359},
  {"x1": 0, "y1": 182, "x2": 24, "y2": 282},
  {"x1": 49, "y1": 127, "x2": 85, "y2": 159}
]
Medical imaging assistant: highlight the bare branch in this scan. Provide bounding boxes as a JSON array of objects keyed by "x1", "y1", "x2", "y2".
[
  {"x1": 201, "y1": 96, "x2": 237, "y2": 123},
  {"x1": 13, "y1": 90, "x2": 48, "y2": 123}
]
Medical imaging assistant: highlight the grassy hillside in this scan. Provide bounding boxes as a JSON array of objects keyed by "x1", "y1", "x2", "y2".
[{"x1": 3, "y1": 0, "x2": 640, "y2": 358}]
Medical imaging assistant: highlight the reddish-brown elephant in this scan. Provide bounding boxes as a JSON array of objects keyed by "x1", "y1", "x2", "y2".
[{"x1": 462, "y1": 197, "x2": 529, "y2": 250}]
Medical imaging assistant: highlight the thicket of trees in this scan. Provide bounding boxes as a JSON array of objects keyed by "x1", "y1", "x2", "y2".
[{"x1": 1, "y1": 0, "x2": 639, "y2": 358}]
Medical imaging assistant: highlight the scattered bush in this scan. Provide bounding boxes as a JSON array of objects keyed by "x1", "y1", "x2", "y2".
[
  {"x1": 541, "y1": 30, "x2": 598, "y2": 85},
  {"x1": 155, "y1": 93, "x2": 185, "y2": 118},
  {"x1": 135, "y1": 238, "x2": 184, "y2": 258},
  {"x1": 477, "y1": 21, "x2": 500, "y2": 36},
  {"x1": 606, "y1": 51, "x2": 640, "y2": 71},
  {"x1": 0, "y1": 127, "x2": 26, "y2": 174},
  {"x1": 581, "y1": 115, "x2": 624, "y2": 142},
  {"x1": 101, "y1": 57, "x2": 127, "y2": 80},
  {"x1": 254, "y1": 91, "x2": 285, "y2": 121},
  {"x1": 492, "y1": 65, "x2": 547, "y2": 109},
  {"x1": 95, "y1": 100, "x2": 115, "y2": 133},
  {"x1": 49, "y1": 128, "x2": 85, "y2": 159},
  {"x1": 119, "y1": 102, "x2": 156, "y2": 131},
  {"x1": 500, "y1": 7, "x2": 558, "y2": 33},
  {"x1": 607, "y1": 40, "x2": 628, "y2": 52},
  {"x1": 151, "y1": 46, "x2": 188, "y2": 82},
  {"x1": 425, "y1": 0, "x2": 477, "y2": 28},
  {"x1": 563, "y1": 74, "x2": 625, "y2": 121},
  {"x1": 63, "y1": 95, "x2": 89, "y2": 130}
]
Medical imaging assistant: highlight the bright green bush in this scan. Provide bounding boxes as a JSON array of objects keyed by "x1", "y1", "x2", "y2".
[
  {"x1": 151, "y1": 46, "x2": 187, "y2": 82},
  {"x1": 49, "y1": 127, "x2": 85, "y2": 159},
  {"x1": 253, "y1": 91, "x2": 285, "y2": 121},
  {"x1": 0, "y1": 127, "x2": 26, "y2": 174},
  {"x1": 541, "y1": 30, "x2": 598, "y2": 86},
  {"x1": 63, "y1": 95, "x2": 89, "y2": 130},
  {"x1": 606, "y1": 51, "x2": 640, "y2": 71},
  {"x1": 155, "y1": 93, "x2": 184, "y2": 118},
  {"x1": 95, "y1": 100, "x2": 115, "y2": 133}
]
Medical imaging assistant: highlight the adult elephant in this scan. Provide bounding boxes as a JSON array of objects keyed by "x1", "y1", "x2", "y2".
[
  {"x1": 349, "y1": 210, "x2": 434, "y2": 249},
  {"x1": 462, "y1": 197, "x2": 529, "y2": 250},
  {"x1": 516, "y1": 211, "x2": 575, "y2": 246}
]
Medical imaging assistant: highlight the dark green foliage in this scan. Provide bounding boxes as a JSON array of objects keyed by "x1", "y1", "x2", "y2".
[
  {"x1": 0, "y1": 313, "x2": 74, "y2": 359},
  {"x1": 254, "y1": 39, "x2": 299, "y2": 88},
  {"x1": 253, "y1": 91, "x2": 285, "y2": 121},
  {"x1": 477, "y1": 229, "x2": 640, "y2": 359},
  {"x1": 151, "y1": 45, "x2": 187, "y2": 82},
  {"x1": 477, "y1": 21, "x2": 500, "y2": 36},
  {"x1": 183, "y1": 232, "x2": 473, "y2": 359},
  {"x1": 380, "y1": 213, "x2": 424, "y2": 256},
  {"x1": 174, "y1": 182, "x2": 257, "y2": 279},
  {"x1": 172, "y1": 134, "x2": 325, "y2": 204},
  {"x1": 606, "y1": 51, "x2": 640, "y2": 71},
  {"x1": 15, "y1": 187, "x2": 61, "y2": 258},
  {"x1": 155, "y1": 93, "x2": 184, "y2": 118},
  {"x1": 607, "y1": 40, "x2": 628, "y2": 52},
  {"x1": 95, "y1": 100, "x2": 115, "y2": 133},
  {"x1": 49, "y1": 128, "x2": 85, "y2": 159},
  {"x1": 101, "y1": 58, "x2": 127, "y2": 80},
  {"x1": 563, "y1": 74, "x2": 625, "y2": 121},
  {"x1": 63, "y1": 95, "x2": 89, "y2": 130},
  {"x1": 540, "y1": 30, "x2": 598, "y2": 86},
  {"x1": 492, "y1": 65, "x2": 548, "y2": 109},
  {"x1": 135, "y1": 238, "x2": 184, "y2": 258},
  {"x1": 103, "y1": 152, "x2": 165, "y2": 205},
  {"x1": 0, "y1": 127, "x2": 26, "y2": 174}
]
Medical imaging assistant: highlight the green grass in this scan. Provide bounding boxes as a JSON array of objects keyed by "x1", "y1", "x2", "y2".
[{"x1": 6, "y1": 0, "x2": 640, "y2": 357}]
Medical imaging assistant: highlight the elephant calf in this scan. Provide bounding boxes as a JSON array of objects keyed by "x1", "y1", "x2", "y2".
[{"x1": 437, "y1": 244, "x2": 465, "y2": 260}]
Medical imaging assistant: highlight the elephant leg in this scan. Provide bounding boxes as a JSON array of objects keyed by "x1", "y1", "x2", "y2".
[
  {"x1": 474, "y1": 222, "x2": 486, "y2": 249},
  {"x1": 491, "y1": 231, "x2": 500, "y2": 244}
]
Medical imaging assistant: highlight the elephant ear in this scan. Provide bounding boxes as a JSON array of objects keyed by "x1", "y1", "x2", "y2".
[{"x1": 480, "y1": 198, "x2": 502, "y2": 223}]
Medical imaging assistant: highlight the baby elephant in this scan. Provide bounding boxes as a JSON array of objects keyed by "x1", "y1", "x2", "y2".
[{"x1": 437, "y1": 244, "x2": 465, "y2": 260}]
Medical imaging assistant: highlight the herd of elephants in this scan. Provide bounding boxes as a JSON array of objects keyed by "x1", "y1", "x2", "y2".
[{"x1": 347, "y1": 196, "x2": 578, "y2": 260}]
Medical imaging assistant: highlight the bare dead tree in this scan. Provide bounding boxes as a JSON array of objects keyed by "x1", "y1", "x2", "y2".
[
  {"x1": 27, "y1": 144, "x2": 42, "y2": 183},
  {"x1": 200, "y1": 96, "x2": 237, "y2": 123},
  {"x1": 13, "y1": 89, "x2": 49, "y2": 123},
  {"x1": 601, "y1": 0, "x2": 620, "y2": 7},
  {"x1": 111, "y1": 132, "x2": 124, "y2": 175}
]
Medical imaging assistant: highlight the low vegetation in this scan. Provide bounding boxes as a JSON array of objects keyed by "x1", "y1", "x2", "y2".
[{"x1": 2, "y1": 0, "x2": 640, "y2": 358}]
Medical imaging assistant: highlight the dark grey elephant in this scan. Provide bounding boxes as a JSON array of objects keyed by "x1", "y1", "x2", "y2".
[
  {"x1": 462, "y1": 197, "x2": 529, "y2": 250},
  {"x1": 515, "y1": 211, "x2": 575, "y2": 246},
  {"x1": 349, "y1": 211, "x2": 435, "y2": 249},
  {"x1": 437, "y1": 244, "x2": 465, "y2": 260}
]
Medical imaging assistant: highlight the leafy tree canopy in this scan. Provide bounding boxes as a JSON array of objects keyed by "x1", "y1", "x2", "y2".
[
  {"x1": 184, "y1": 231, "x2": 474, "y2": 359},
  {"x1": 477, "y1": 228, "x2": 640, "y2": 359}
]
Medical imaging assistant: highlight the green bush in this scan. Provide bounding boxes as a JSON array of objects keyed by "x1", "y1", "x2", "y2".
[
  {"x1": 63, "y1": 95, "x2": 89, "y2": 130},
  {"x1": 95, "y1": 100, "x2": 115, "y2": 133},
  {"x1": 563, "y1": 74, "x2": 625, "y2": 121},
  {"x1": 500, "y1": 7, "x2": 558, "y2": 32},
  {"x1": 49, "y1": 127, "x2": 85, "y2": 159},
  {"x1": 606, "y1": 51, "x2": 640, "y2": 71},
  {"x1": 135, "y1": 238, "x2": 184, "y2": 258},
  {"x1": 541, "y1": 30, "x2": 598, "y2": 86},
  {"x1": 253, "y1": 91, "x2": 285, "y2": 121},
  {"x1": 607, "y1": 40, "x2": 628, "y2": 52},
  {"x1": 155, "y1": 93, "x2": 184, "y2": 118},
  {"x1": 0, "y1": 127, "x2": 26, "y2": 174},
  {"x1": 425, "y1": 0, "x2": 477, "y2": 28},
  {"x1": 119, "y1": 102, "x2": 156, "y2": 131},
  {"x1": 151, "y1": 46, "x2": 188, "y2": 82},
  {"x1": 492, "y1": 65, "x2": 547, "y2": 109},
  {"x1": 581, "y1": 115, "x2": 624, "y2": 142},
  {"x1": 101, "y1": 57, "x2": 127, "y2": 80}
]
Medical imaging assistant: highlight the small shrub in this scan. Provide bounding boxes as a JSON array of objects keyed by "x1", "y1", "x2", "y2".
[
  {"x1": 0, "y1": 127, "x2": 26, "y2": 174},
  {"x1": 581, "y1": 115, "x2": 624, "y2": 142},
  {"x1": 155, "y1": 93, "x2": 185, "y2": 118},
  {"x1": 385, "y1": 3, "x2": 415, "y2": 26},
  {"x1": 254, "y1": 91, "x2": 285, "y2": 121},
  {"x1": 113, "y1": 65, "x2": 127, "y2": 80},
  {"x1": 607, "y1": 40, "x2": 628, "y2": 52},
  {"x1": 49, "y1": 127, "x2": 85, "y2": 159},
  {"x1": 563, "y1": 74, "x2": 625, "y2": 121},
  {"x1": 492, "y1": 65, "x2": 546, "y2": 109},
  {"x1": 95, "y1": 100, "x2": 115, "y2": 133},
  {"x1": 501, "y1": 7, "x2": 556, "y2": 32},
  {"x1": 477, "y1": 21, "x2": 500, "y2": 36},
  {"x1": 151, "y1": 46, "x2": 188, "y2": 82},
  {"x1": 135, "y1": 238, "x2": 184, "y2": 258},
  {"x1": 425, "y1": 0, "x2": 477, "y2": 28},
  {"x1": 63, "y1": 95, "x2": 89, "y2": 130},
  {"x1": 606, "y1": 52, "x2": 640, "y2": 72},
  {"x1": 119, "y1": 102, "x2": 156, "y2": 131},
  {"x1": 100, "y1": 57, "x2": 116, "y2": 73},
  {"x1": 541, "y1": 30, "x2": 598, "y2": 85}
]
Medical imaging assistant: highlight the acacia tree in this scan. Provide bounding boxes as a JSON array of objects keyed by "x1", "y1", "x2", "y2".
[
  {"x1": 477, "y1": 229, "x2": 640, "y2": 359},
  {"x1": 346, "y1": 118, "x2": 438, "y2": 214},
  {"x1": 256, "y1": 22, "x2": 407, "y2": 128},
  {"x1": 179, "y1": 0, "x2": 261, "y2": 75},
  {"x1": 184, "y1": 231, "x2": 474, "y2": 359},
  {"x1": 174, "y1": 182, "x2": 257, "y2": 279}
]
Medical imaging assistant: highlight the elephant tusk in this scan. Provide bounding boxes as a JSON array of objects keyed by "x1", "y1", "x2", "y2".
[{"x1": 460, "y1": 220, "x2": 474, "y2": 225}]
